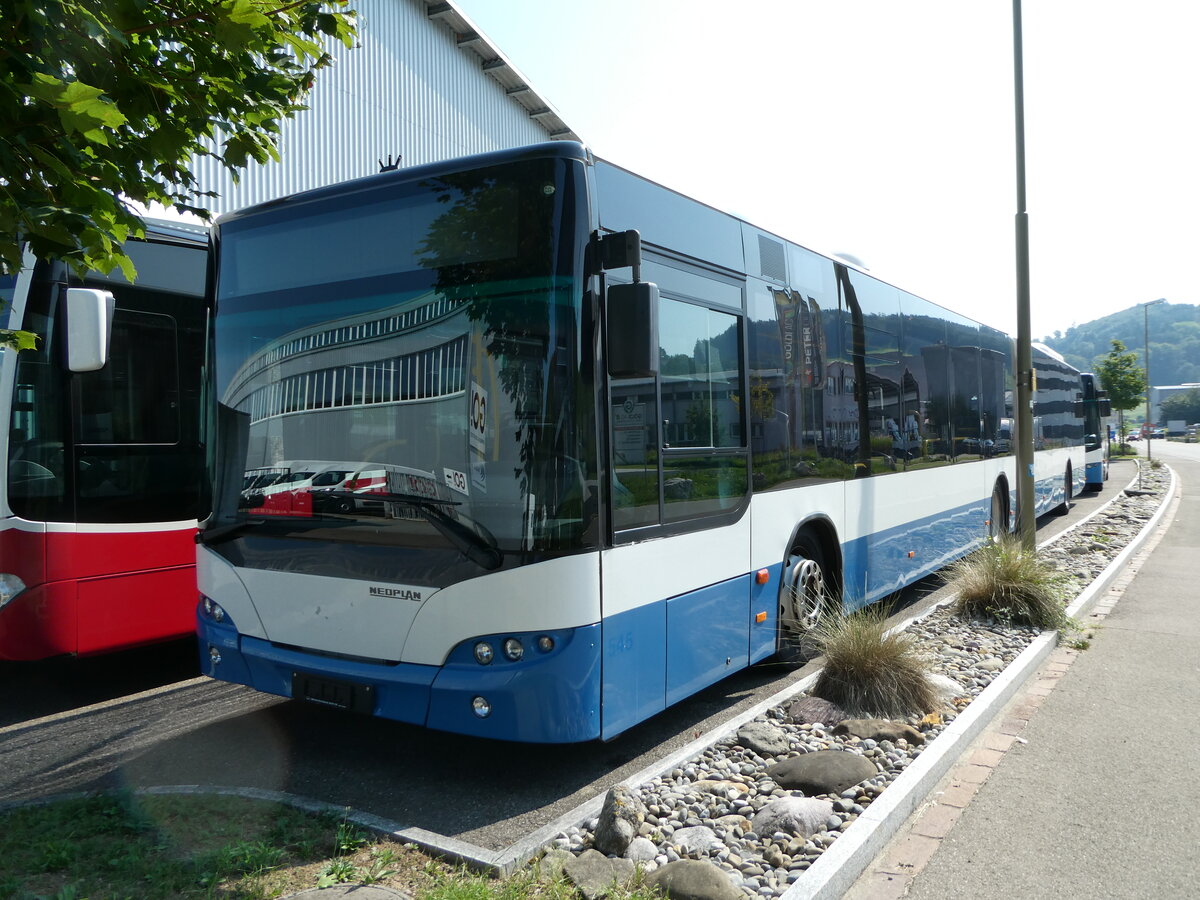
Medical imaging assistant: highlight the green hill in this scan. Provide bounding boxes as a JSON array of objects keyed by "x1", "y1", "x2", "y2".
[{"x1": 1039, "y1": 301, "x2": 1200, "y2": 385}]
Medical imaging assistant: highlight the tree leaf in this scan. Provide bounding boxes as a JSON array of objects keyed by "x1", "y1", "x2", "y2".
[
  {"x1": 2, "y1": 0, "x2": 358, "y2": 280},
  {"x1": 0, "y1": 330, "x2": 40, "y2": 351}
]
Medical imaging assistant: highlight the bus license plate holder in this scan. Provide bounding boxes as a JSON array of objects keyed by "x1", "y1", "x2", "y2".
[{"x1": 292, "y1": 672, "x2": 375, "y2": 714}]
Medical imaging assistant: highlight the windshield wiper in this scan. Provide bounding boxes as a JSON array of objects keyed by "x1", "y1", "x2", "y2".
[
  {"x1": 321, "y1": 491, "x2": 503, "y2": 570},
  {"x1": 197, "y1": 512, "x2": 362, "y2": 545}
]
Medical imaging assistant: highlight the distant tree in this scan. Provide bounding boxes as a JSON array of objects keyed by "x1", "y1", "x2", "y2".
[
  {"x1": 1093, "y1": 340, "x2": 1147, "y2": 439},
  {"x1": 1, "y1": 0, "x2": 358, "y2": 350},
  {"x1": 1160, "y1": 389, "x2": 1200, "y2": 424}
]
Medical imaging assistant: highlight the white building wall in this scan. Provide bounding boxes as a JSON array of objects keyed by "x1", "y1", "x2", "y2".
[{"x1": 190, "y1": 0, "x2": 559, "y2": 215}]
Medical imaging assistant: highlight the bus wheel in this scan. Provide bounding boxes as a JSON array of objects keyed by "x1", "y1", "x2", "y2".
[
  {"x1": 1054, "y1": 465, "x2": 1073, "y2": 515},
  {"x1": 989, "y1": 481, "x2": 1009, "y2": 540},
  {"x1": 778, "y1": 534, "x2": 834, "y2": 660}
]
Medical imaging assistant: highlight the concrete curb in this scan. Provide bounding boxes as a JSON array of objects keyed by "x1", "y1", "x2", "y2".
[{"x1": 7, "y1": 462, "x2": 1176, "y2": 888}]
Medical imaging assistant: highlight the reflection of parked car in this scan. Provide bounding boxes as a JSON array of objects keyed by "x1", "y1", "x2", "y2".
[
  {"x1": 311, "y1": 470, "x2": 388, "y2": 514},
  {"x1": 994, "y1": 418, "x2": 1013, "y2": 454},
  {"x1": 239, "y1": 467, "x2": 290, "y2": 508},
  {"x1": 241, "y1": 462, "x2": 361, "y2": 514},
  {"x1": 310, "y1": 465, "x2": 444, "y2": 518}
]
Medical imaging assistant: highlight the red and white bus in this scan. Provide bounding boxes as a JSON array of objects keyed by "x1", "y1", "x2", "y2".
[{"x1": 1, "y1": 219, "x2": 208, "y2": 660}]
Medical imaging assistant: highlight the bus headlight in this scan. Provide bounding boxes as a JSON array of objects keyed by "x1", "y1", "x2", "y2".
[
  {"x1": 473, "y1": 641, "x2": 494, "y2": 665},
  {"x1": 472, "y1": 696, "x2": 492, "y2": 718},
  {"x1": 199, "y1": 594, "x2": 226, "y2": 623},
  {"x1": 502, "y1": 638, "x2": 524, "y2": 661},
  {"x1": 536, "y1": 635, "x2": 555, "y2": 653},
  {"x1": 0, "y1": 574, "x2": 26, "y2": 610}
]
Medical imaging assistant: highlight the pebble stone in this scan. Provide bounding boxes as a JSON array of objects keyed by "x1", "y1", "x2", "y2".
[{"x1": 555, "y1": 464, "x2": 1167, "y2": 899}]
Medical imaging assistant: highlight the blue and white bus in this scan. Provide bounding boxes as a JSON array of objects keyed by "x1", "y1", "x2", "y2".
[
  {"x1": 196, "y1": 142, "x2": 1084, "y2": 742},
  {"x1": 1077, "y1": 372, "x2": 1111, "y2": 490}
]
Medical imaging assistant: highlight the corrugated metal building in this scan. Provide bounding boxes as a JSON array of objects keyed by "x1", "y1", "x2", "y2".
[{"x1": 190, "y1": 0, "x2": 578, "y2": 214}]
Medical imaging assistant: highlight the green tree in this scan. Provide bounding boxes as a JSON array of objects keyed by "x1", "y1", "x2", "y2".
[
  {"x1": 1160, "y1": 389, "x2": 1200, "y2": 424},
  {"x1": 1, "y1": 0, "x2": 358, "y2": 350},
  {"x1": 1093, "y1": 339, "x2": 1147, "y2": 439}
]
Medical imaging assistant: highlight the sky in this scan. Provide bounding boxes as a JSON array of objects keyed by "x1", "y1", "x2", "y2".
[{"x1": 452, "y1": 0, "x2": 1199, "y2": 340}]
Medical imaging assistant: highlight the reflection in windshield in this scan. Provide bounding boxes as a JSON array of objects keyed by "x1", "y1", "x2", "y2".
[{"x1": 211, "y1": 158, "x2": 594, "y2": 573}]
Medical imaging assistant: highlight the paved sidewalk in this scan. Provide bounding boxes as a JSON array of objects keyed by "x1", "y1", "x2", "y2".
[{"x1": 846, "y1": 445, "x2": 1200, "y2": 900}]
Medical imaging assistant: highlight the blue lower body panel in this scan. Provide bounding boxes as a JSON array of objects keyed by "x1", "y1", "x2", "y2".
[{"x1": 198, "y1": 608, "x2": 602, "y2": 743}]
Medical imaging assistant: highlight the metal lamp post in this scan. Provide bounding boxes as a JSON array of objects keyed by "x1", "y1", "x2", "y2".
[
  {"x1": 1142, "y1": 297, "x2": 1165, "y2": 461},
  {"x1": 1013, "y1": 0, "x2": 1036, "y2": 550}
]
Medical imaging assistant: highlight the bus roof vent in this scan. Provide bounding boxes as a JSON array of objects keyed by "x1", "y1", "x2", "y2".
[
  {"x1": 832, "y1": 252, "x2": 869, "y2": 271},
  {"x1": 758, "y1": 234, "x2": 787, "y2": 282}
]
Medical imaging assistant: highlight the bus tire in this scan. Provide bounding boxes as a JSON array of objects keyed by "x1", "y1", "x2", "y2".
[
  {"x1": 777, "y1": 532, "x2": 835, "y2": 661},
  {"x1": 989, "y1": 479, "x2": 1010, "y2": 539},
  {"x1": 1054, "y1": 465, "x2": 1073, "y2": 516}
]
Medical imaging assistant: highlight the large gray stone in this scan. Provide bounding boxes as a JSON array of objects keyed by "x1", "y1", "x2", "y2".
[
  {"x1": 785, "y1": 696, "x2": 850, "y2": 726},
  {"x1": 624, "y1": 836, "x2": 659, "y2": 863},
  {"x1": 534, "y1": 849, "x2": 575, "y2": 883},
  {"x1": 751, "y1": 797, "x2": 834, "y2": 838},
  {"x1": 593, "y1": 784, "x2": 646, "y2": 856},
  {"x1": 767, "y1": 750, "x2": 877, "y2": 795},
  {"x1": 833, "y1": 717, "x2": 926, "y2": 745},
  {"x1": 672, "y1": 825, "x2": 723, "y2": 855},
  {"x1": 644, "y1": 859, "x2": 744, "y2": 900},
  {"x1": 736, "y1": 721, "x2": 791, "y2": 757},
  {"x1": 564, "y1": 849, "x2": 636, "y2": 900},
  {"x1": 927, "y1": 673, "x2": 967, "y2": 705}
]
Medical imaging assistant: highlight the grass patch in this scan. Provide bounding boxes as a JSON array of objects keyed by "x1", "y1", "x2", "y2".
[
  {"x1": 810, "y1": 608, "x2": 938, "y2": 718},
  {"x1": 1061, "y1": 616, "x2": 1098, "y2": 651},
  {"x1": 0, "y1": 794, "x2": 660, "y2": 900},
  {"x1": 943, "y1": 533, "x2": 1069, "y2": 630}
]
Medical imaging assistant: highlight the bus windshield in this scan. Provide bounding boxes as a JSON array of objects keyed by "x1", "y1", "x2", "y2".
[{"x1": 209, "y1": 156, "x2": 594, "y2": 578}]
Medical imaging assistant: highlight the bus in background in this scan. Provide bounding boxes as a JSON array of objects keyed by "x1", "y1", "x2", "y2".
[
  {"x1": 1, "y1": 220, "x2": 208, "y2": 660},
  {"x1": 1077, "y1": 372, "x2": 1111, "y2": 491},
  {"x1": 196, "y1": 142, "x2": 1084, "y2": 742}
]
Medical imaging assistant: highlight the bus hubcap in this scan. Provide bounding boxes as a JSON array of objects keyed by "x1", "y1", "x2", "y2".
[{"x1": 785, "y1": 556, "x2": 826, "y2": 632}]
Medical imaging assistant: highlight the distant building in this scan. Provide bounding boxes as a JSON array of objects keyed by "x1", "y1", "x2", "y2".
[
  {"x1": 1149, "y1": 384, "x2": 1200, "y2": 423},
  {"x1": 189, "y1": 0, "x2": 578, "y2": 215}
]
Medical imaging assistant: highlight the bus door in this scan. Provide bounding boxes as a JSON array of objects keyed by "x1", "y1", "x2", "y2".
[{"x1": 599, "y1": 259, "x2": 752, "y2": 738}]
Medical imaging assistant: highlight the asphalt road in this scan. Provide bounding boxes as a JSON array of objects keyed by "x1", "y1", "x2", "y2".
[{"x1": 0, "y1": 462, "x2": 1132, "y2": 852}]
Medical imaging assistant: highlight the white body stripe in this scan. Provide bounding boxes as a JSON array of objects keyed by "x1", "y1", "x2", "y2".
[
  {"x1": 403, "y1": 552, "x2": 601, "y2": 665},
  {"x1": 199, "y1": 546, "x2": 603, "y2": 666},
  {"x1": 600, "y1": 513, "x2": 751, "y2": 617},
  {"x1": 749, "y1": 481, "x2": 845, "y2": 571},
  {"x1": 43, "y1": 520, "x2": 199, "y2": 534}
]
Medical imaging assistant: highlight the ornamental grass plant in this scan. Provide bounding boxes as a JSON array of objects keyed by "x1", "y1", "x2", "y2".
[
  {"x1": 943, "y1": 532, "x2": 1069, "y2": 630},
  {"x1": 811, "y1": 608, "x2": 938, "y2": 719}
]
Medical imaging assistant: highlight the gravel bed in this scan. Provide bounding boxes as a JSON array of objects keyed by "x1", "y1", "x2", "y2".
[{"x1": 552, "y1": 462, "x2": 1171, "y2": 898}]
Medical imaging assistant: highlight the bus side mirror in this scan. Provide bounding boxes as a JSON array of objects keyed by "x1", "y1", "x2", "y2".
[
  {"x1": 606, "y1": 282, "x2": 659, "y2": 378},
  {"x1": 1072, "y1": 399, "x2": 1085, "y2": 418},
  {"x1": 64, "y1": 287, "x2": 115, "y2": 372},
  {"x1": 1099, "y1": 399, "x2": 1111, "y2": 417}
]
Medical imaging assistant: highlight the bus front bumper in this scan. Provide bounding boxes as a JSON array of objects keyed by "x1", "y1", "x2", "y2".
[{"x1": 197, "y1": 605, "x2": 602, "y2": 743}]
